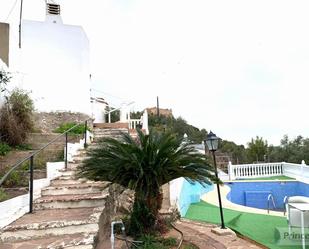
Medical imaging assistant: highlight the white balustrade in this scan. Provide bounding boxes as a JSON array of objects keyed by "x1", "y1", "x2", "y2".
[
  {"x1": 282, "y1": 162, "x2": 308, "y2": 179},
  {"x1": 228, "y1": 160, "x2": 309, "y2": 181},
  {"x1": 128, "y1": 110, "x2": 149, "y2": 134},
  {"x1": 129, "y1": 119, "x2": 142, "y2": 129},
  {"x1": 228, "y1": 162, "x2": 284, "y2": 180}
]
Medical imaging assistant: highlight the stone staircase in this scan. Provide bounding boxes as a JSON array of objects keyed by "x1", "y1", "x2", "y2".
[
  {"x1": 0, "y1": 126, "x2": 136, "y2": 248},
  {"x1": 0, "y1": 151, "x2": 110, "y2": 249},
  {"x1": 0, "y1": 127, "x2": 131, "y2": 249},
  {"x1": 93, "y1": 128, "x2": 128, "y2": 142}
]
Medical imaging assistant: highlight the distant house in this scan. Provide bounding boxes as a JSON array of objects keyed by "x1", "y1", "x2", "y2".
[
  {"x1": 0, "y1": 1, "x2": 91, "y2": 115},
  {"x1": 146, "y1": 107, "x2": 173, "y2": 117}
]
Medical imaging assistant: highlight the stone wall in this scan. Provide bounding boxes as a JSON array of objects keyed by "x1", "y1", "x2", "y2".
[
  {"x1": 146, "y1": 107, "x2": 173, "y2": 117},
  {"x1": 33, "y1": 111, "x2": 91, "y2": 133},
  {"x1": 96, "y1": 184, "x2": 134, "y2": 249}
]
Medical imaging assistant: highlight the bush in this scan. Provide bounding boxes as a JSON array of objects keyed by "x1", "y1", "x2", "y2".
[
  {"x1": 0, "y1": 142, "x2": 11, "y2": 156},
  {"x1": 0, "y1": 188, "x2": 8, "y2": 202},
  {"x1": 14, "y1": 144, "x2": 32, "y2": 151},
  {"x1": 3, "y1": 170, "x2": 27, "y2": 187},
  {"x1": 54, "y1": 122, "x2": 88, "y2": 135},
  {"x1": 0, "y1": 69, "x2": 11, "y2": 93},
  {"x1": 135, "y1": 235, "x2": 178, "y2": 249},
  {"x1": 0, "y1": 89, "x2": 34, "y2": 146}
]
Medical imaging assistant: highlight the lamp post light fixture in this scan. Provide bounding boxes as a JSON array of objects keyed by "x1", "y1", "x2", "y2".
[{"x1": 205, "y1": 131, "x2": 226, "y2": 229}]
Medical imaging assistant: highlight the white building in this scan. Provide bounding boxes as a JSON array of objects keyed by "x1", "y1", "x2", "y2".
[{"x1": 0, "y1": 2, "x2": 91, "y2": 115}]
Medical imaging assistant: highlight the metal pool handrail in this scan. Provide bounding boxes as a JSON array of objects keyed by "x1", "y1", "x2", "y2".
[
  {"x1": 283, "y1": 196, "x2": 289, "y2": 215},
  {"x1": 267, "y1": 194, "x2": 276, "y2": 213}
]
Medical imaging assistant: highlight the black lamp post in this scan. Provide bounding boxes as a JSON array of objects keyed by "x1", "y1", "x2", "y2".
[{"x1": 205, "y1": 131, "x2": 226, "y2": 229}]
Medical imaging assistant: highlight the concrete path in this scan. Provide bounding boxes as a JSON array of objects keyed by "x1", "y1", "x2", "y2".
[{"x1": 176, "y1": 219, "x2": 264, "y2": 249}]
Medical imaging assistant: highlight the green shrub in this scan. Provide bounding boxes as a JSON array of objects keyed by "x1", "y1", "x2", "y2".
[
  {"x1": 3, "y1": 170, "x2": 27, "y2": 187},
  {"x1": 0, "y1": 69, "x2": 11, "y2": 93},
  {"x1": 54, "y1": 122, "x2": 88, "y2": 135},
  {"x1": 0, "y1": 188, "x2": 8, "y2": 202},
  {"x1": 0, "y1": 142, "x2": 11, "y2": 156},
  {"x1": 161, "y1": 237, "x2": 177, "y2": 247},
  {"x1": 0, "y1": 89, "x2": 34, "y2": 146},
  {"x1": 135, "y1": 235, "x2": 178, "y2": 249},
  {"x1": 14, "y1": 144, "x2": 32, "y2": 151}
]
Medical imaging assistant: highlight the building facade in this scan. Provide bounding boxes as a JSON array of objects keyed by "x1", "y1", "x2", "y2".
[{"x1": 0, "y1": 2, "x2": 91, "y2": 115}]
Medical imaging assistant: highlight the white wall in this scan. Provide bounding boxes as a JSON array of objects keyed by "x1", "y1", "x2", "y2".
[
  {"x1": 169, "y1": 177, "x2": 185, "y2": 208},
  {"x1": 9, "y1": 14, "x2": 91, "y2": 114}
]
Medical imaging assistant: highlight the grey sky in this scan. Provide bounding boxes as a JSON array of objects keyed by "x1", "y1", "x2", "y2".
[{"x1": 1, "y1": 0, "x2": 309, "y2": 146}]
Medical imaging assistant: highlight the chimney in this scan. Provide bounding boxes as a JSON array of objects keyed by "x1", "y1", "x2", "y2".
[
  {"x1": 45, "y1": 1, "x2": 62, "y2": 24},
  {"x1": 47, "y1": 3, "x2": 60, "y2": 16}
]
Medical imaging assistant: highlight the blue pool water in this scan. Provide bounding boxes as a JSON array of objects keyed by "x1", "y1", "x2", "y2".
[{"x1": 226, "y1": 181, "x2": 309, "y2": 210}]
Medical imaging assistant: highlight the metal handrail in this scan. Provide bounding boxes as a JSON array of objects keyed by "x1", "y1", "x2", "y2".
[
  {"x1": 0, "y1": 118, "x2": 92, "y2": 213},
  {"x1": 267, "y1": 194, "x2": 276, "y2": 214},
  {"x1": 283, "y1": 196, "x2": 289, "y2": 215}
]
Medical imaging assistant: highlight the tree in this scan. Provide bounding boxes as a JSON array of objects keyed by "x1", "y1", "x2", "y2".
[
  {"x1": 247, "y1": 136, "x2": 268, "y2": 163},
  {"x1": 220, "y1": 140, "x2": 247, "y2": 164},
  {"x1": 77, "y1": 129, "x2": 216, "y2": 236},
  {"x1": 0, "y1": 69, "x2": 11, "y2": 93},
  {"x1": 147, "y1": 114, "x2": 207, "y2": 144},
  {"x1": 268, "y1": 135, "x2": 309, "y2": 164}
]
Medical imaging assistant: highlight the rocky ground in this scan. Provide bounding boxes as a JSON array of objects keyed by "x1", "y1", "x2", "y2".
[{"x1": 33, "y1": 111, "x2": 91, "y2": 133}]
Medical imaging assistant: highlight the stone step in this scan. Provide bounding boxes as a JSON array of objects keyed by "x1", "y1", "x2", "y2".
[
  {"x1": 41, "y1": 182, "x2": 109, "y2": 196},
  {"x1": 73, "y1": 156, "x2": 90, "y2": 163},
  {"x1": 57, "y1": 175, "x2": 76, "y2": 180},
  {"x1": 58, "y1": 170, "x2": 76, "y2": 177},
  {"x1": 86, "y1": 144, "x2": 99, "y2": 150},
  {"x1": 50, "y1": 178, "x2": 87, "y2": 186},
  {"x1": 93, "y1": 130, "x2": 126, "y2": 135},
  {"x1": 66, "y1": 163, "x2": 82, "y2": 170},
  {"x1": 93, "y1": 133, "x2": 125, "y2": 137},
  {"x1": 34, "y1": 193, "x2": 108, "y2": 210},
  {"x1": 93, "y1": 128, "x2": 128, "y2": 132},
  {"x1": 0, "y1": 208, "x2": 102, "y2": 242},
  {"x1": 93, "y1": 134, "x2": 123, "y2": 139},
  {"x1": 0, "y1": 232, "x2": 95, "y2": 249}
]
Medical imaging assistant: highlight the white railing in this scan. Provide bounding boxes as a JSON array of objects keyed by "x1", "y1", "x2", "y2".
[
  {"x1": 283, "y1": 160, "x2": 309, "y2": 181},
  {"x1": 228, "y1": 160, "x2": 309, "y2": 181},
  {"x1": 128, "y1": 110, "x2": 149, "y2": 134},
  {"x1": 129, "y1": 119, "x2": 142, "y2": 129}
]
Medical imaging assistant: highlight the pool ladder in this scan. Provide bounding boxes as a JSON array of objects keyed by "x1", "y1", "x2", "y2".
[
  {"x1": 283, "y1": 196, "x2": 289, "y2": 215},
  {"x1": 267, "y1": 194, "x2": 276, "y2": 214}
]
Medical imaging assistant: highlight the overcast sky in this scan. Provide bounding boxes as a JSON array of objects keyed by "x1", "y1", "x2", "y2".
[{"x1": 1, "y1": 0, "x2": 309, "y2": 146}]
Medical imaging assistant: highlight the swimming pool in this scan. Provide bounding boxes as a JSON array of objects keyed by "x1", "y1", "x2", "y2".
[{"x1": 226, "y1": 181, "x2": 309, "y2": 210}]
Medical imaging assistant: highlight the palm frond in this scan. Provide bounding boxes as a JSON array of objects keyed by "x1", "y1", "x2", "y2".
[{"x1": 77, "y1": 129, "x2": 216, "y2": 197}]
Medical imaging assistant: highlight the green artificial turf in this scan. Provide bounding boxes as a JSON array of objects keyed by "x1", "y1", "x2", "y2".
[
  {"x1": 185, "y1": 201, "x2": 307, "y2": 249},
  {"x1": 241, "y1": 175, "x2": 295, "y2": 181}
]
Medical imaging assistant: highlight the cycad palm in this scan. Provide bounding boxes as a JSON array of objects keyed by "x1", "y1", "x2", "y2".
[{"x1": 78, "y1": 129, "x2": 216, "y2": 234}]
